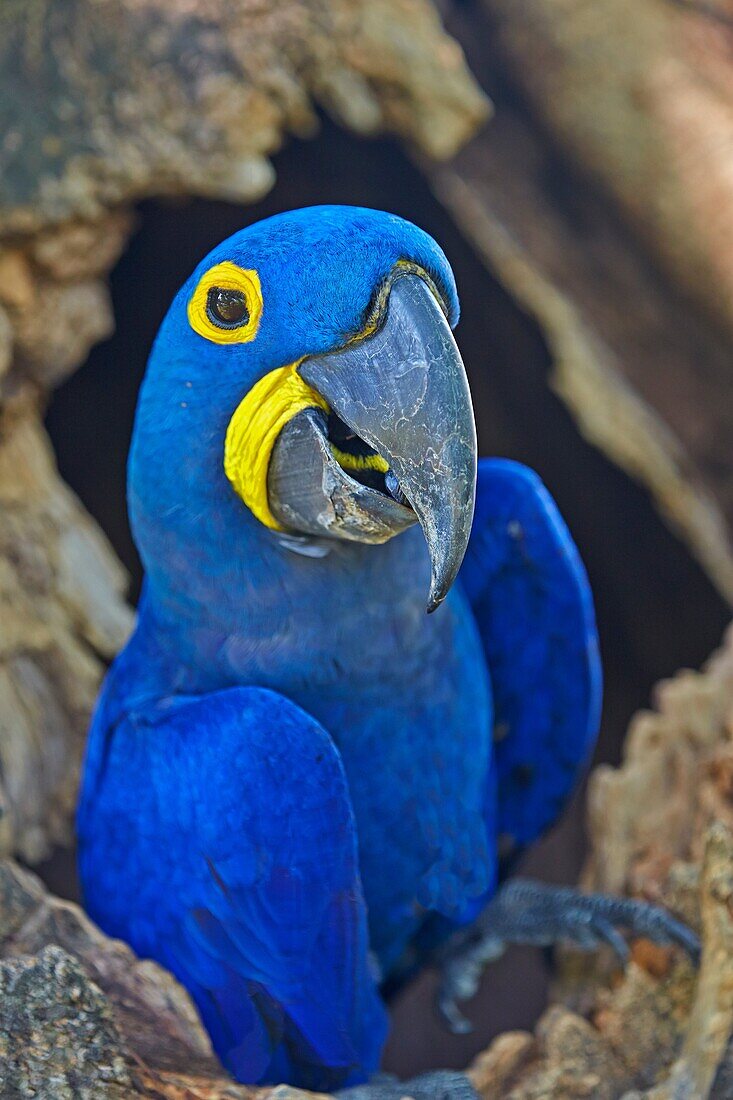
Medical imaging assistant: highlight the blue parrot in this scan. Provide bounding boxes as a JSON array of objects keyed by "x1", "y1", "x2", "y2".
[{"x1": 78, "y1": 206, "x2": 696, "y2": 1096}]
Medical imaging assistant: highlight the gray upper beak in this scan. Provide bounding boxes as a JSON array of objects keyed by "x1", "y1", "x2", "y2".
[{"x1": 297, "y1": 273, "x2": 477, "y2": 612}]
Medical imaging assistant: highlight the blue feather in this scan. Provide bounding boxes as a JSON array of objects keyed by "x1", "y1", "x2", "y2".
[
  {"x1": 79, "y1": 686, "x2": 386, "y2": 1090},
  {"x1": 461, "y1": 458, "x2": 602, "y2": 860}
]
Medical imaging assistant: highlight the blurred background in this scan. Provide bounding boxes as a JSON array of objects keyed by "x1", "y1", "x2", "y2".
[{"x1": 2, "y1": 0, "x2": 733, "y2": 1082}]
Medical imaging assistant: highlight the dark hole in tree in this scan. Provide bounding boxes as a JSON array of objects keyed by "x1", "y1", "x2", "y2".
[{"x1": 45, "y1": 120, "x2": 729, "y2": 1076}]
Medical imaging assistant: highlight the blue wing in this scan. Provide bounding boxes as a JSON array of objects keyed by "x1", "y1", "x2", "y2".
[
  {"x1": 78, "y1": 686, "x2": 387, "y2": 1091},
  {"x1": 460, "y1": 458, "x2": 602, "y2": 865}
]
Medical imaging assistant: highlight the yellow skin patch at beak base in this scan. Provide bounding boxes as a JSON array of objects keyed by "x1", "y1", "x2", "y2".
[
  {"x1": 224, "y1": 366, "x2": 391, "y2": 530},
  {"x1": 329, "y1": 447, "x2": 389, "y2": 474},
  {"x1": 224, "y1": 363, "x2": 328, "y2": 530}
]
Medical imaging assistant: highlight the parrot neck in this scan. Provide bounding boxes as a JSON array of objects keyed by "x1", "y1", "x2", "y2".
[{"x1": 130, "y1": 494, "x2": 435, "y2": 697}]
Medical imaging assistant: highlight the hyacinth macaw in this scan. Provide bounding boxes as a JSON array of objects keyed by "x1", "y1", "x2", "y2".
[{"x1": 78, "y1": 207, "x2": 697, "y2": 1096}]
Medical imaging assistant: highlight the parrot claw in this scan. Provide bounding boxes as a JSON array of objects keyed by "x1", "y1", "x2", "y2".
[
  {"x1": 338, "y1": 1070, "x2": 478, "y2": 1100},
  {"x1": 435, "y1": 878, "x2": 700, "y2": 1034}
]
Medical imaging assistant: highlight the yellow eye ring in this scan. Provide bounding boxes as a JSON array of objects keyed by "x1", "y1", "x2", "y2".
[{"x1": 188, "y1": 262, "x2": 263, "y2": 345}]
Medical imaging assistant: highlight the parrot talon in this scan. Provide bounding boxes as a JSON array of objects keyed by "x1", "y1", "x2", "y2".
[
  {"x1": 337, "y1": 1070, "x2": 479, "y2": 1100},
  {"x1": 437, "y1": 990, "x2": 474, "y2": 1035},
  {"x1": 436, "y1": 926, "x2": 505, "y2": 1034},
  {"x1": 433, "y1": 878, "x2": 700, "y2": 1031}
]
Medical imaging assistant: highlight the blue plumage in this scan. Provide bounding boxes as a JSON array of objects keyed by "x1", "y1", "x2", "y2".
[
  {"x1": 79, "y1": 685, "x2": 386, "y2": 1088},
  {"x1": 78, "y1": 206, "x2": 601, "y2": 1090},
  {"x1": 461, "y1": 459, "x2": 602, "y2": 860}
]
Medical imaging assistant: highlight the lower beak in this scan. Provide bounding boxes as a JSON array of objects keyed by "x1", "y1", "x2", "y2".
[{"x1": 299, "y1": 274, "x2": 477, "y2": 611}]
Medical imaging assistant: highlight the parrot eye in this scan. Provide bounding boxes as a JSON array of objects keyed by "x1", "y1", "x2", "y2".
[
  {"x1": 206, "y1": 287, "x2": 250, "y2": 329},
  {"x1": 187, "y1": 261, "x2": 262, "y2": 345}
]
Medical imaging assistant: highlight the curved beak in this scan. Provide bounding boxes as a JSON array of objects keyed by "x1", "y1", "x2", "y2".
[{"x1": 299, "y1": 274, "x2": 477, "y2": 611}]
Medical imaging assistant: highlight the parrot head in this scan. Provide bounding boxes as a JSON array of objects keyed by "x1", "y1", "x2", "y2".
[{"x1": 131, "y1": 206, "x2": 476, "y2": 612}]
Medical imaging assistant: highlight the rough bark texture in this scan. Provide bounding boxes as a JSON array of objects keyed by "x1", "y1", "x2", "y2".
[
  {"x1": 0, "y1": 0, "x2": 487, "y2": 863},
  {"x1": 0, "y1": 0, "x2": 488, "y2": 233},
  {"x1": 4, "y1": 631, "x2": 733, "y2": 1097},
  {"x1": 481, "y1": 0, "x2": 733, "y2": 339},
  {"x1": 0, "y1": 390, "x2": 132, "y2": 862},
  {"x1": 430, "y1": 0, "x2": 733, "y2": 605}
]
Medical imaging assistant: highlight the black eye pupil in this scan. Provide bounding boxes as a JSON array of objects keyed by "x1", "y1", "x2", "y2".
[{"x1": 206, "y1": 287, "x2": 249, "y2": 328}]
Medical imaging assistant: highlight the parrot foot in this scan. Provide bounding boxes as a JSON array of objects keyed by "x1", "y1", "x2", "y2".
[
  {"x1": 337, "y1": 1070, "x2": 478, "y2": 1100},
  {"x1": 435, "y1": 877, "x2": 700, "y2": 1034}
]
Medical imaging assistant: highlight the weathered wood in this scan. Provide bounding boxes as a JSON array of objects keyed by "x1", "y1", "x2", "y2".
[
  {"x1": 0, "y1": 0, "x2": 488, "y2": 233},
  {"x1": 0, "y1": 390, "x2": 132, "y2": 861},
  {"x1": 480, "y1": 0, "x2": 733, "y2": 341}
]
